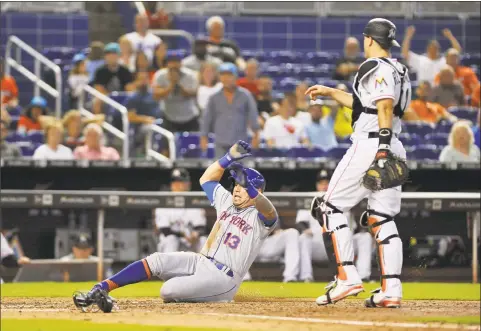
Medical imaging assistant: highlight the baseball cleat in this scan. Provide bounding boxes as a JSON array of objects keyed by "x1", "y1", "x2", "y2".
[
  {"x1": 73, "y1": 285, "x2": 116, "y2": 313},
  {"x1": 316, "y1": 276, "x2": 364, "y2": 306},
  {"x1": 364, "y1": 288, "x2": 401, "y2": 308}
]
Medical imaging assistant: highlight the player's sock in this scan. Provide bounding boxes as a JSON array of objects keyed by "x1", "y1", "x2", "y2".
[{"x1": 97, "y1": 259, "x2": 152, "y2": 292}]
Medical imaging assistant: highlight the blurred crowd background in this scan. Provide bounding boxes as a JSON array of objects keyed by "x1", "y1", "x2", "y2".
[{"x1": 0, "y1": 2, "x2": 480, "y2": 283}]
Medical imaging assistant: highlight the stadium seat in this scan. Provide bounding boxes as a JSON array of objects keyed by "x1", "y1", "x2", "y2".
[
  {"x1": 252, "y1": 148, "x2": 286, "y2": 158},
  {"x1": 399, "y1": 133, "x2": 421, "y2": 147},
  {"x1": 448, "y1": 107, "x2": 478, "y2": 122},
  {"x1": 326, "y1": 146, "x2": 349, "y2": 159},
  {"x1": 27, "y1": 131, "x2": 44, "y2": 144},
  {"x1": 286, "y1": 147, "x2": 325, "y2": 158},
  {"x1": 436, "y1": 120, "x2": 454, "y2": 134},
  {"x1": 402, "y1": 122, "x2": 435, "y2": 136},
  {"x1": 413, "y1": 144, "x2": 440, "y2": 160},
  {"x1": 425, "y1": 133, "x2": 449, "y2": 146}
]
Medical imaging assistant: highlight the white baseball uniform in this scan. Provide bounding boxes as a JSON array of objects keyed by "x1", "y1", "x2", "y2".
[
  {"x1": 154, "y1": 208, "x2": 207, "y2": 253},
  {"x1": 145, "y1": 183, "x2": 277, "y2": 302},
  {"x1": 1, "y1": 233, "x2": 15, "y2": 284},
  {"x1": 316, "y1": 57, "x2": 411, "y2": 297}
]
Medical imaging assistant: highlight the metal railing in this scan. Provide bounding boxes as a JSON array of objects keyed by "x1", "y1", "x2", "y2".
[
  {"x1": 5, "y1": 36, "x2": 62, "y2": 118},
  {"x1": 149, "y1": 29, "x2": 195, "y2": 48},
  {"x1": 145, "y1": 124, "x2": 176, "y2": 164},
  {"x1": 78, "y1": 85, "x2": 130, "y2": 161}
]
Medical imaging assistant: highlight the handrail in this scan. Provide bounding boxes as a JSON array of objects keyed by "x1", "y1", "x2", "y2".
[
  {"x1": 5, "y1": 36, "x2": 62, "y2": 118},
  {"x1": 145, "y1": 124, "x2": 176, "y2": 164},
  {"x1": 148, "y1": 29, "x2": 195, "y2": 48},
  {"x1": 78, "y1": 85, "x2": 129, "y2": 160}
]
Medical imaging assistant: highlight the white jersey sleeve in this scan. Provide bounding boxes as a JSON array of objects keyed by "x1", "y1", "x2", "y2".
[
  {"x1": 362, "y1": 63, "x2": 396, "y2": 105},
  {"x1": 189, "y1": 209, "x2": 207, "y2": 227},
  {"x1": 1, "y1": 233, "x2": 14, "y2": 259},
  {"x1": 212, "y1": 183, "x2": 233, "y2": 215}
]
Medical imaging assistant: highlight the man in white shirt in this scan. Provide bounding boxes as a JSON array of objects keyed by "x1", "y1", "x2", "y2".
[
  {"x1": 263, "y1": 92, "x2": 309, "y2": 149},
  {"x1": 401, "y1": 26, "x2": 462, "y2": 84},
  {"x1": 60, "y1": 233, "x2": 98, "y2": 261},
  {"x1": 124, "y1": 14, "x2": 162, "y2": 63},
  {"x1": 33, "y1": 122, "x2": 74, "y2": 160},
  {"x1": 154, "y1": 168, "x2": 207, "y2": 253}
]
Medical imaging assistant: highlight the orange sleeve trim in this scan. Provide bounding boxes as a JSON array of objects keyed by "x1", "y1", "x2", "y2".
[{"x1": 142, "y1": 259, "x2": 152, "y2": 279}]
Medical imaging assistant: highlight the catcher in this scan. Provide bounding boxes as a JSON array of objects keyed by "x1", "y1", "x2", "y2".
[{"x1": 305, "y1": 18, "x2": 410, "y2": 308}]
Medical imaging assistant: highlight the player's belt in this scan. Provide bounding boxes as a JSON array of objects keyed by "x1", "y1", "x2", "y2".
[
  {"x1": 205, "y1": 256, "x2": 234, "y2": 278},
  {"x1": 368, "y1": 132, "x2": 399, "y2": 139}
]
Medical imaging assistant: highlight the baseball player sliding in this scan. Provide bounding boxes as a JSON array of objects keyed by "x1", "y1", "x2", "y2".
[
  {"x1": 73, "y1": 140, "x2": 278, "y2": 312},
  {"x1": 306, "y1": 18, "x2": 411, "y2": 308}
]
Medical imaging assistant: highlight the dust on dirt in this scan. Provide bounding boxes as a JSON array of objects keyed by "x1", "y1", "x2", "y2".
[{"x1": 1, "y1": 297, "x2": 479, "y2": 331}]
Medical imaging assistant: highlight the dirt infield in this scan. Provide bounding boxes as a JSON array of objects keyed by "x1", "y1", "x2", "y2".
[{"x1": 2, "y1": 297, "x2": 480, "y2": 330}]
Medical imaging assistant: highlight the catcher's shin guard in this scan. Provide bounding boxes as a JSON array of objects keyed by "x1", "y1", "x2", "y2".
[
  {"x1": 366, "y1": 209, "x2": 403, "y2": 298},
  {"x1": 310, "y1": 197, "x2": 360, "y2": 283}
]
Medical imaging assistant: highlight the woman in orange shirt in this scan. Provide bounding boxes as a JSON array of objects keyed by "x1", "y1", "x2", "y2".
[
  {"x1": 0, "y1": 58, "x2": 19, "y2": 107},
  {"x1": 17, "y1": 96, "x2": 49, "y2": 134}
]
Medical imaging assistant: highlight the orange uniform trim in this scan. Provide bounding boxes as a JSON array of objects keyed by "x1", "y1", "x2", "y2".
[
  {"x1": 142, "y1": 259, "x2": 152, "y2": 279},
  {"x1": 105, "y1": 279, "x2": 119, "y2": 291},
  {"x1": 331, "y1": 233, "x2": 347, "y2": 281}
]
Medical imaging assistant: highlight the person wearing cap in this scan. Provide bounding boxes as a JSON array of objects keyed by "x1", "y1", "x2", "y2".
[
  {"x1": 434, "y1": 48, "x2": 479, "y2": 97},
  {"x1": 0, "y1": 56, "x2": 19, "y2": 108},
  {"x1": 152, "y1": 53, "x2": 199, "y2": 132},
  {"x1": 304, "y1": 99, "x2": 338, "y2": 151},
  {"x1": 86, "y1": 41, "x2": 105, "y2": 82},
  {"x1": 201, "y1": 62, "x2": 260, "y2": 158},
  {"x1": 182, "y1": 39, "x2": 223, "y2": 72},
  {"x1": 124, "y1": 13, "x2": 162, "y2": 64},
  {"x1": 60, "y1": 233, "x2": 98, "y2": 261},
  {"x1": 68, "y1": 53, "x2": 89, "y2": 109},
  {"x1": 402, "y1": 26, "x2": 462, "y2": 85},
  {"x1": 333, "y1": 37, "x2": 364, "y2": 82},
  {"x1": 153, "y1": 168, "x2": 207, "y2": 253},
  {"x1": 17, "y1": 96, "x2": 49, "y2": 134},
  {"x1": 204, "y1": 16, "x2": 245, "y2": 70}
]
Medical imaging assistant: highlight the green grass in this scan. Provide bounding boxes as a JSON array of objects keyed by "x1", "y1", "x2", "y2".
[
  {"x1": 1, "y1": 281, "x2": 480, "y2": 301},
  {"x1": 1, "y1": 319, "x2": 236, "y2": 331},
  {"x1": 411, "y1": 315, "x2": 481, "y2": 325}
]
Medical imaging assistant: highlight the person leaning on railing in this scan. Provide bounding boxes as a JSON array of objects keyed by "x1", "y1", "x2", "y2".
[{"x1": 73, "y1": 123, "x2": 120, "y2": 161}]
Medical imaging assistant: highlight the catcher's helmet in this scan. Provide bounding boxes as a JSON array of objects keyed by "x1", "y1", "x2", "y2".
[
  {"x1": 230, "y1": 167, "x2": 266, "y2": 192},
  {"x1": 363, "y1": 18, "x2": 400, "y2": 49}
]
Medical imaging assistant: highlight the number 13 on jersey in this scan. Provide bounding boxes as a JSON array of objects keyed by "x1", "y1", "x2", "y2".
[{"x1": 223, "y1": 232, "x2": 240, "y2": 249}]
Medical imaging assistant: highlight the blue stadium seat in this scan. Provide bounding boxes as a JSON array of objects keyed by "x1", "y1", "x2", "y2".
[
  {"x1": 399, "y1": 133, "x2": 421, "y2": 147},
  {"x1": 7, "y1": 106, "x2": 22, "y2": 117},
  {"x1": 412, "y1": 144, "x2": 440, "y2": 160},
  {"x1": 27, "y1": 131, "x2": 44, "y2": 144},
  {"x1": 110, "y1": 92, "x2": 132, "y2": 106},
  {"x1": 252, "y1": 148, "x2": 285, "y2": 158},
  {"x1": 327, "y1": 146, "x2": 349, "y2": 159},
  {"x1": 425, "y1": 133, "x2": 449, "y2": 146},
  {"x1": 448, "y1": 107, "x2": 478, "y2": 122},
  {"x1": 402, "y1": 122, "x2": 435, "y2": 136},
  {"x1": 5, "y1": 132, "x2": 23, "y2": 143},
  {"x1": 436, "y1": 121, "x2": 454, "y2": 134}
]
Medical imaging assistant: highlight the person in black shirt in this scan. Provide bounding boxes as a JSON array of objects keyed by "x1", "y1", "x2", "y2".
[
  {"x1": 92, "y1": 42, "x2": 135, "y2": 114},
  {"x1": 205, "y1": 15, "x2": 245, "y2": 70},
  {"x1": 332, "y1": 37, "x2": 363, "y2": 82}
]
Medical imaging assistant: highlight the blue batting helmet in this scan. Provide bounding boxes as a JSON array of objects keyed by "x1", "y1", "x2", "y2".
[{"x1": 243, "y1": 167, "x2": 266, "y2": 192}]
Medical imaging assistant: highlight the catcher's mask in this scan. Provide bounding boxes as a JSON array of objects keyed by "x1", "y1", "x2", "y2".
[{"x1": 229, "y1": 167, "x2": 266, "y2": 194}]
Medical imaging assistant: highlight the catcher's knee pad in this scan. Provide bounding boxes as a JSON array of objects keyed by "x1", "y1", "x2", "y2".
[
  {"x1": 367, "y1": 209, "x2": 402, "y2": 285},
  {"x1": 310, "y1": 195, "x2": 342, "y2": 229}
]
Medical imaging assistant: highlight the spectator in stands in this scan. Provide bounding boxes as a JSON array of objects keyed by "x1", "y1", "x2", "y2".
[
  {"x1": 118, "y1": 36, "x2": 136, "y2": 73},
  {"x1": 62, "y1": 110, "x2": 104, "y2": 150},
  {"x1": 472, "y1": 84, "x2": 480, "y2": 108},
  {"x1": 73, "y1": 123, "x2": 120, "y2": 161},
  {"x1": 182, "y1": 39, "x2": 222, "y2": 72},
  {"x1": 473, "y1": 109, "x2": 480, "y2": 149},
  {"x1": 435, "y1": 48, "x2": 480, "y2": 98},
  {"x1": 92, "y1": 43, "x2": 135, "y2": 114},
  {"x1": 33, "y1": 121, "x2": 74, "y2": 160},
  {"x1": 332, "y1": 37, "x2": 363, "y2": 82},
  {"x1": 256, "y1": 75, "x2": 277, "y2": 117},
  {"x1": 304, "y1": 99, "x2": 338, "y2": 151},
  {"x1": 152, "y1": 53, "x2": 199, "y2": 132},
  {"x1": 125, "y1": 71, "x2": 160, "y2": 157},
  {"x1": 295, "y1": 82, "x2": 310, "y2": 112},
  {"x1": 60, "y1": 233, "x2": 98, "y2": 261},
  {"x1": 124, "y1": 13, "x2": 162, "y2": 63},
  {"x1": 431, "y1": 66, "x2": 465, "y2": 108},
  {"x1": 135, "y1": 52, "x2": 151, "y2": 75},
  {"x1": 326, "y1": 83, "x2": 353, "y2": 140},
  {"x1": 17, "y1": 96, "x2": 48, "y2": 134},
  {"x1": 403, "y1": 81, "x2": 458, "y2": 123},
  {"x1": 0, "y1": 114, "x2": 21, "y2": 158},
  {"x1": 151, "y1": 43, "x2": 168, "y2": 73},
  {"x1": 263, "y1": 92, "x2": 308, "y2": 149},
  {"x1": 204, "y1": 16, "x2": 246, "y2": 70},
  {"x1": 237, "y1": 59, "x2": 260, "y2": 96},
  {"x1": 197, "y1": 62, "x2": 222, "y2": 113},
  {"x1": 86, "y1": 41, "x2": 105, "y2": 82},
  {"x1": 0, "y1": 57, "x2": 19, "y2": 108},
  {"x1": 439, "y1": 120, "x2": 480, "y2": 163},
  {"x1": 201, "y1": 63, "x2": 260, "y2": 158},
  {"x1": 68, "y1": 53, "x2": 90, "y2": 109},
  {"x1": 402, "y1": 27, "x2": 462, "y2": 84}
]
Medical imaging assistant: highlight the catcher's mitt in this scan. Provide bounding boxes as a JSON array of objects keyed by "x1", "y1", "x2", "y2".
[{"x1": 362, "y1": 150, "x2": 409, "y2": 191}]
